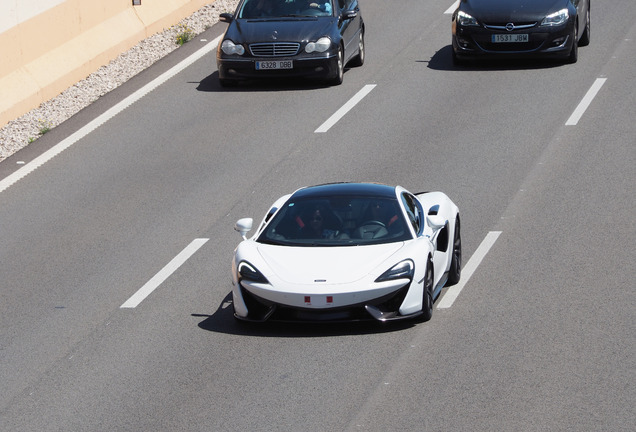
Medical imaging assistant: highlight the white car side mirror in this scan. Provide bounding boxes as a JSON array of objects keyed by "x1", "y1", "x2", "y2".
[
  {"x1": 426, "y1": 214, "x2": 447, "y2": 231},
  {"x1": 234, "y1": 218, "x2": 253, "y2": 240}
]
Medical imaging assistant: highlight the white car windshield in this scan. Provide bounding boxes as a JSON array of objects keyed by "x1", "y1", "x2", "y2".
[{"x1": 257, "y1": 195, "x2": 412, "y2": 246}]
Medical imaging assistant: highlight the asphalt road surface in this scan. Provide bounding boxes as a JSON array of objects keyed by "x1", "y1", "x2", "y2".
[{"x1": 1, "y1": 0, "x2": 634, "y2": 430}]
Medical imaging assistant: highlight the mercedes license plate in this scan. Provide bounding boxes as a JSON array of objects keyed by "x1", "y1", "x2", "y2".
[
  {"x1": 256, "y1": 60, "x2": 293, "y2": 70},
  {"x1": 492, "y1": 34, "x2": 529, "y2": 43}
]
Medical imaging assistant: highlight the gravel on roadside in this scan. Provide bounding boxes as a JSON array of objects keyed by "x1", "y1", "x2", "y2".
[{"x1": 0, "y1": 0, "x2": 239, "y2": 163}]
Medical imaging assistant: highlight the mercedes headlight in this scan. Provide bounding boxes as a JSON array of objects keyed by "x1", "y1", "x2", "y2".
[
  {"x1": 221, "y1": 39, "x2": 245, "y2": 55},
  {"x1": 305, "y1": 37, "x2": 331, "y2": 53}
]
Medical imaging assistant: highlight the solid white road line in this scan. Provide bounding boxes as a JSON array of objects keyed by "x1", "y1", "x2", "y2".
[
  {"x1": 565, "y1": 78, "x2": 607, "y2": 126},
  {"x1": 120, "y1": 238, "x2": 209, "y2": 308},
  {"x1": 315, "y1": 84, "x2": 376, "y2": 133},
  {"x1": 0, "y1": 36, "x2": 222, "y2": 194},
  {"x1": 437, "y1": 231, "x2": 502, "y2": 309},
  {"x1": 445, "y1": 1, "x2": 459, "y2": 14}
]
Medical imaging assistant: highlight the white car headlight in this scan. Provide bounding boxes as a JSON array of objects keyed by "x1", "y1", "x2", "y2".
[
  {"x1": 238, "y1": 261, "x2": 268, "y2": 283},
  {"x1": 305, "y1": 37, "x2": 331, "y2": 53},
  {"x1": 375, "y1": 260, "x2": 414, "y2": 282},
  {"x1": 457, "y1": 11, "x2": 479, "y2": 27},
  {"x1": 221, "y1": 39, "x2": 245, "y2": 55},
  {"x1": 540, "y1": 8, "x2": 569, "y2": 27}
]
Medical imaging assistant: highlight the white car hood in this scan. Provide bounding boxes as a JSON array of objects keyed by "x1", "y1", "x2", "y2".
[{"x1": 256, "y1": 243, "x2": 405, "y2": 285}]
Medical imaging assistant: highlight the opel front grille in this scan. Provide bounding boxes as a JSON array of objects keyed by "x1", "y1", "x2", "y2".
[{"x1": 484, "y1": 22, "x2": 537, "y2": 31}]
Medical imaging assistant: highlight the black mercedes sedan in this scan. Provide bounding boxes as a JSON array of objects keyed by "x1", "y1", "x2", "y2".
[
  {"x1": 216, "y1": 0, "x2": 364, "y2": 87},
  {"x1": 452, "y1": 0, "x2": 590, "y2": 64}
]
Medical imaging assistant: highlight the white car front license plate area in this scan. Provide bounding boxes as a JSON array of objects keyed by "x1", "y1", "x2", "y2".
[
  {"x1": 304, "y1": 295, "x2": 334, "y2": 307},
  {"x1": 492, "y1": 34, "x2": 529, "y2": 43},
  {"x1": 255, "y1": 60, "x2": 293, "y2": 70}
]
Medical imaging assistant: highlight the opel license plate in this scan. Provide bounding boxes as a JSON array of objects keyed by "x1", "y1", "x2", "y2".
[{"x1": 492, "y1": 34, "x2": 529, "y2": 43}]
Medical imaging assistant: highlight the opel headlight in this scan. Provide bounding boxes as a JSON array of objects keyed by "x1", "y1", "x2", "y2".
[
  {"x1": 541, "y1": 9, "x2": 569, "y2": 27},
  {"x1": 221, "y1": 39, "x2": 245, "y2": 55},
  {"x1": 457, "y1": 11, "x2": 479, "y2": 27},
  {"x1": 305, "y1": 37, "x2": 331, "y2": 53}
]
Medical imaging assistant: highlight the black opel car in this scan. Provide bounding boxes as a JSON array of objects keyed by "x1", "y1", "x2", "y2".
[
  {"x1": 216, "y1": 0, "x2": 364, "y2": 86},
  {"x1": 452, "y1": 0, "x2": 590, "y2": 64}
]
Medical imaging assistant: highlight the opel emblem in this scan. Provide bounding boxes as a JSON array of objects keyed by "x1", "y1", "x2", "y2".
[{"x1": 505, "y1": 23, "x2": 515, "y2": 31}]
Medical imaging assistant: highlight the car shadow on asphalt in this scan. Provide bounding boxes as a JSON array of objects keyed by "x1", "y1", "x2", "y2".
[
  {"x1": 193, "y1": 292, "x2": 417, "y2": 337},
  {"x1": 424, "y1": 44, "x2": 565, "y2": 71},
  {"x1": 194, "y1": 71, "x2": 350, "y2": 92}
]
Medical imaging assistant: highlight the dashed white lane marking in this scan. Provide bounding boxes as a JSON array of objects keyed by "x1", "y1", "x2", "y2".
[
  {"x1": 0, "y1": 36, "x2": 222, "y2": 194},
  {"x1": 445, "y1": 1, "x2": 459, "y2": 14},
  {"x1": 565, "y1": 78, "x2": 607, "y2": 126},
  {"x1": 437, "y1": 231, "x2": 502, "y2": 309},
  {"x1": 315, "y1": 84, "x2": 376, "y2": 133},
  {"x1": 121, "y1": 238, "x2": 209, "y2": 308}
]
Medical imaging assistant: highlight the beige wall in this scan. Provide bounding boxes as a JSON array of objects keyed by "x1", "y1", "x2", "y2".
[{"x1": 0, "y1": 0, "x2": 212, "y2": 128}]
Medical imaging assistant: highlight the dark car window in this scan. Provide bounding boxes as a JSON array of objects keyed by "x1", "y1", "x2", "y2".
[
  {"x1": 257, "y1": 195, "x2": 412, "y2": 246},
  {"x1": 401, "y1": 193, "x2": 423, "y2": 235},
  {"x1": 240, "y1": 0, "x2": 333, "y2": 18}
]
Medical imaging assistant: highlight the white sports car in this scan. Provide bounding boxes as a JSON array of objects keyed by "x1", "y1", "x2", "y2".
[{"x1": 231, "y1": 183, "x2": 461, "y2": 322}]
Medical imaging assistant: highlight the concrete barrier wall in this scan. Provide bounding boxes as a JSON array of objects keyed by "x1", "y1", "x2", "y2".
[{"x1": 0, "y1": 0, "x2": 212, "y2": 128}]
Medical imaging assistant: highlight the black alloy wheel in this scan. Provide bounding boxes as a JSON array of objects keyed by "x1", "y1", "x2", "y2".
[
  {"x1": 448, "y1": 216, "x2": 462, "y2": 285},
  {"x1": 421, "y1": 257, "x2": 434, "y2": 322}
]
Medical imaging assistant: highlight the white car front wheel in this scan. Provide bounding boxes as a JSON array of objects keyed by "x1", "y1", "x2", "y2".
[{"x1": 421, "y1": 257, "x2": 434, "y2": 322}]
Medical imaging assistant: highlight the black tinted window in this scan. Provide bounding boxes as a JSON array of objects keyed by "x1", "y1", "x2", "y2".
[
  {"x1": 401, "y1": 193, "x2": 422, "y2": 234},
  {"x1": 257, "y1": 195, "x2": 412, "y2": 246}
]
